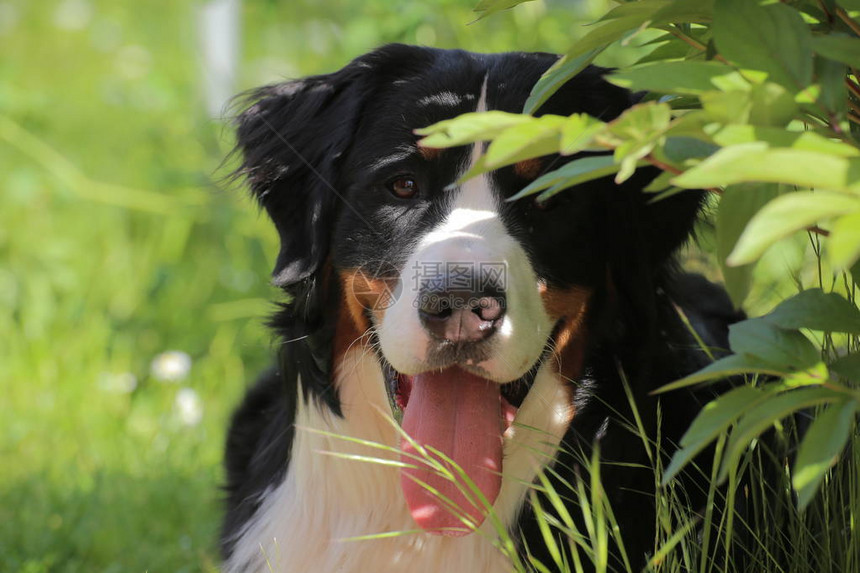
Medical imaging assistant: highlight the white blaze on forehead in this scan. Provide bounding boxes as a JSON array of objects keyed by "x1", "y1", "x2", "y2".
[
  {"x1": 424, "y1": 77, "x2": 496, "y2": 242},
  {"x1": 417, "y1": 79, "x2": 498, "y2": 251},
  {"x1": 444, "y1": 208, "x2": 495, "y2": 231},
  {"x1": 470, "y1": 76, "x2": 489, "y2": 166}
]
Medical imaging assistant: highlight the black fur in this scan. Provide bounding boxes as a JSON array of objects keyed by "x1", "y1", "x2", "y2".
[{"x1": 222, "y1": 44, "x2": 739, "y2": 571}]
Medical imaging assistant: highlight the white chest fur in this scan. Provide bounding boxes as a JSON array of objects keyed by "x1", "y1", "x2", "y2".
[{"x1": 224, "y1": 349, "x2": 572, "y2": 573}]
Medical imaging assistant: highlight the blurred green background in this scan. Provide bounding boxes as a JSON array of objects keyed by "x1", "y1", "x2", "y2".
[{"x1": 0, "y1": 0, "x2": 644, "y2": 570}]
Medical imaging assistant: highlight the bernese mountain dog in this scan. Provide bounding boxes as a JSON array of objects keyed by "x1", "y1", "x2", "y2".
[{"x1": 220, "y1": 44, "x2": 738, "y2": 573}]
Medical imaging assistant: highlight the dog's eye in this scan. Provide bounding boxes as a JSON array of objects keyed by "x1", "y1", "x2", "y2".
[{"x1": 388, "y1": 176, "x2": 419, "y2": 199}]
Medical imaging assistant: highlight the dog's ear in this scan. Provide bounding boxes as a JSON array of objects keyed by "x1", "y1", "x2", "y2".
[
  {"x1": 232, "y1": 44, "x2": 435, "y2": 287},
  {"x1": 232, "y1": 69, "x2": 366, "y2": 287}
]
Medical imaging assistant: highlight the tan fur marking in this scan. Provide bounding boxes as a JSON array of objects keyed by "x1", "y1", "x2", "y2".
[
  {"x1": 539, "y1": 283, "x2": 591, "y2": 383},
  {"x1": 334, "y1": 269, "x2": 396, "y2": 371},
  {"x1": 514, "y1": 158, "x2": 542, "y2": 179},
  {"x1": 418, "y1": 144, "x2": 443, "y2": 161}
]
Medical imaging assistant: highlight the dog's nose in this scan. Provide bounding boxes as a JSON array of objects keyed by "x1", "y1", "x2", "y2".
[{"x1": 417, "y1": 274, "x2": 506, "y2": 343}]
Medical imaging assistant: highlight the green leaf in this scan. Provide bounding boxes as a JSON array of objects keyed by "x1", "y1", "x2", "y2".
[
  {"x1": 650, "y1": 0, "x2": 715, "y2": 23},
  {"x1": 726, "y1": 190, "x2": 860, "y2": 266},
  {"x1": 830, "y1": 353, "x2": 860, "y2": 381},
  {"x1": 634, "y1": 36, "x2": 698, "y2": 65},
  {"x1": 508, "y1": 155, "x2": 617, "y2": 201},
  {"x1": 700, "y1": 90, "x2": 756, "y2": 124},
  {"x1": 782, "y1": 361, "x2": 831, "y2": 388},
  {"x1": 607, "y1": 102, "x2": 672, "y2": 145},
  {"x1": 644, "y1": 170, "x2": 675, "y2": 193},
  {"x1": 594, "y1": 0, "x2": 672, "y2": 23},
  {"x1": 608, "y1": 102, "x2": 671, "y2": 182},
  {"x1": 816, "y1": 55, "x2": 849, "y2": 118},
  {"x1": 471, "y1": 0, "x2": 535, "y2": 21},
  {"x1": 483, "y1": 115, "x2": 566, "y2": 169},
  {"x1": 524, "y1": 49, "x2": 604, "y2": 115},
  {"x1": 701, "y1": 83, "x2": 798, "y2": 127},
  {"x1": 673, "y1": 142, "x2": 860, "y2": 192},
  {"x1": 828, "y1": 210, "x2": 860, "y2": 270},
  {"x1": 706, "y1": 125, "x2": 860, "y2": 157},
  {"x1": 661, "y1": 136, "x2": 720, "y2": 165},
  {"x1": 805, "y1": 0, "x2": 838, "y2": 16},
  {"x1": 608, "y1": 61, "x2": 740, "y2": 95},
  {"x1": 719, "y1": 386, "x2": 839, "y2": 482},
  {"x1": 662, "y1": 385, "x2": 769, "y2": 484},
  {"x1": 728, "y1": 318, "x2": 821, "y2": 371},
  {"x1": 680, "y1": 386, "x2": 766, "y2": 449},
  {"x1": 597, "y1": 0, "x2": 714, "y2": 24},
  {"x1": 617, "y1": 100, "x2": 673, "y2": 131},
  {"x1": 568, "y1": 16, "x2": 652, "y2": 61},
  {"x1": 716, "y1": 184, "x2": 779, "y2": 307},
  {"x1": 748, "y1": 82, "x2": 799, "y2": 127},
  {"x1": 507, "y1": 155, "x2": 619, "y2": 201},
  {"x1": 560, "y1": 114, "x2": 606, "y2": 155},
  {"x1": 713, "y1": 0, "x2": 813, "y2": 92},
  {"x1": 653, "y1": 353, "x2": 789, "y2": 394},
  {"x1": 765, "y1": 289, "x2": 860, "y2": 334},
  {"x1": 812, "y1": 34, "x2": 860, "y2": 68},
  {"x1": 535, "y1": 159, "x2": 641, "y2": 201},
  {"x1": 793, "y1": 398, "x2": 858, "y2": 510},
  {"x1": 567, "y1": 0, "x2": 714, "y2": 60},
  {"x1": 416, "y1": 111, "x2": 532, "y2": 148},
  {"x1": 536, "y1": 161, "x2": 642, "y2": 202}
]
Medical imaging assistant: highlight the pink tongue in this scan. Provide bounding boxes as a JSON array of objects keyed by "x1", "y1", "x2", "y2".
[{"x1": 400, "y1": 368, "x2": 503, "y2": 536}]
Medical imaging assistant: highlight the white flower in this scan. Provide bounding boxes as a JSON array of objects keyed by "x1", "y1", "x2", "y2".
[
  {"x1": 175, "y1": 387, "x2": 203, "y2": 427},
  {"x1": 150, "y1": 351, "x2": 192, "y2": 382}
]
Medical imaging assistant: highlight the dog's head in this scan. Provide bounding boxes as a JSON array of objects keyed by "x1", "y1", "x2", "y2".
[{"x1": 234, "y1": 44, "x2": 702, "y2": 534}]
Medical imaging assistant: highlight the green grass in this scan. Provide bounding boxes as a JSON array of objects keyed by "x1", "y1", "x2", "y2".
[
  {"x1": 4, "y1": 1, "x2": 857, "y2": 571},
  {"x1": 377, "y1": 380, "x2": 860, "y2": 573},
  {"x1": 0, "y1": 1, "x2": 618, "y2": 570},
  {"x1": 0, "y1": 106, "x2": 274, "y2": 571}
]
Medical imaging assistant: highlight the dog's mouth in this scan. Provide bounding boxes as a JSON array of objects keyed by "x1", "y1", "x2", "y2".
[
  {"x1": 385, "y1": 365, "x2": 533, "y2": 426},
  {"x1": 379, "y1": 327, "x2": 557, "y2": 537}
]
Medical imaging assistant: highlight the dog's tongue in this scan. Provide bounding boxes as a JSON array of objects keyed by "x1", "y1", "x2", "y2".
[{"x1": 400, "y1": 368, "x2": 502, "y2": 536}]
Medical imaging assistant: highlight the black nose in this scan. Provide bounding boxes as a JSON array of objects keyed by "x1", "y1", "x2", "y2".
[{"x1": 417, "y1": 272, "x2": 506, "y2": 343}]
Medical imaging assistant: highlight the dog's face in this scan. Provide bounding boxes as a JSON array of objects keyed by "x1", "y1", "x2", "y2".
[
  {"x1": 234, "y1": 44, "x2": 700, "y2": 535},
  {"x1": 338, "y1": 78, "x2": 590, "y2": 384}
]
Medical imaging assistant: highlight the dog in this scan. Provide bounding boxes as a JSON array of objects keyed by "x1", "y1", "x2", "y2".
[{"x1": 220, "y1": 44, "x2": 738, "y2": 573}]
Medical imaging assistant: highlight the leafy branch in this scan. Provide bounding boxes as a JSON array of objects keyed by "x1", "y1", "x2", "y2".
[{"x1": 439, "y1": 0, "x2": 860, "y2": 512}]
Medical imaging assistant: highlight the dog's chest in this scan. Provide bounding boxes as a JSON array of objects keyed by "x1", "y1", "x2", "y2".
[
  {"x1": 228, "y1": 474, "x2": 512, "y2": 573},
  {"x1": 224, "y1": 360, "x2": 513, "y2": 573}
]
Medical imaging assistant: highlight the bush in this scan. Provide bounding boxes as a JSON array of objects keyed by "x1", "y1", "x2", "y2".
[{"x1": 420, "y1": 0, "x2": 860, "y2": 570}]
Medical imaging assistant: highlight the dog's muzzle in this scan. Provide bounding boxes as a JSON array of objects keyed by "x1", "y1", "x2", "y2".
[{"x1": 416, "y1": 265, "x2": 506, "y2": 345}]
